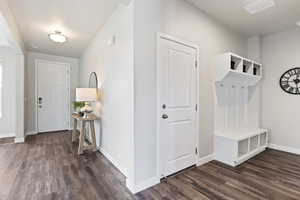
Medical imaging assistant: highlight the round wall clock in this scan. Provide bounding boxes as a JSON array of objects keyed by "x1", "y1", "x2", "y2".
[{"x1": 279, "y1": 67, "x2": 300, "y2": 95}]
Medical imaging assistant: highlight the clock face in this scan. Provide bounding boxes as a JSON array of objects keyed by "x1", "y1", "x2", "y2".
[{"x1": 280, "y1": 68, "x2": 300, "y2": 95}]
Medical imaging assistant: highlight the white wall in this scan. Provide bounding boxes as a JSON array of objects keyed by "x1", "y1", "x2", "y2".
[
  {"x1": 25, "y1": 51, "x2": 79, "y2": 134},
  {"x1": 132, "y1": 0, "x2": 247, "y2": 187},
  {"x1": 132, "y1": 0, "x2": 162, "y2": 187},
  {"x1": 0, "y1": 0, "x2": 24, "y2": 52},
  {"x1": 247, "y1": 36, "x2": 262, "y2": 129},
  {"x1": 79, "y1": 3, "x2": 134, "y2": 177},
  {"x1": 0, "y1": 0, "x2": 25, "y2": 141},
  {"x1": 0, "y1": 47, "x2": 17, "y2": 138},
  {"x1": 262, "y1": 28, "x2": 300, "y2": 151}
]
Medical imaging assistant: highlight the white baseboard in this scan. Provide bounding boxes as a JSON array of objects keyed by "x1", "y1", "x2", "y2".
[
  {"x1": 0, "y1": 133, "x2": 15, "y2": 139},
  {"x1": 15, "y1": 137, "x2": 25, "y2": 143},
  {"x1": 98, "y1": 147, "x2": 129, "y2": 177},
  {"x1": 126, "y1": 176, "x2": 160, "y2": 194},
  {"x1": 197, "y1": 154, "x2": 214, "y2": 166},
  {"x1": 26, "y1": 131, "x2": 37, "y2": 136},
  {"x1": 126, "y1": 155, "x2": 214, "y2": 194},
  {"x1": 269, "y1": 143, "x2": 300, "y2": 155},
  {"x1": 98, "y1": 148, "x2": 159, "y2": 194}
]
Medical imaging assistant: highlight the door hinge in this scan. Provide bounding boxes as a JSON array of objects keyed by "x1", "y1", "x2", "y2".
[
  {"x1": 195, "y1": 104, "x2": 198, "y2": 111},
  {"x1": 195, "y1": 60, "x2": 198, "y2": 68},
  {"x1": 195, "y1": 147, "x2": 198, "y2": 155}
]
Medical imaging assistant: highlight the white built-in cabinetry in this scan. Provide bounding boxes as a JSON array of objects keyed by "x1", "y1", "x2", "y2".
[
  {"x1": 214, "y1": 52, "x2": 268, "y2": 167},
  {"x1": 215, "y1": 52, "x2": 262, "y2": 85},
  {"x1": 214, "y1": 129, "x2": 268, "y2": 166}
]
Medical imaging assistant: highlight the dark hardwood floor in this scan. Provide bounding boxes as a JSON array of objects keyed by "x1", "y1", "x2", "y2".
[
  {"x1": 138, "y1": 150, "x2": 300, "y2": 200},
  {"x1": 1, "y1": 132, "x2": 300, "y2": 200},
  {"x1": 0, "y1": 132, "x2": 134, "y2": 200},
  {"x1": 0, "y1": 137, "x2": 14, "y2": 145}
]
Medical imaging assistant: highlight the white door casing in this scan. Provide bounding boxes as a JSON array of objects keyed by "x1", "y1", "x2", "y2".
[
  {"x1": 158, "y1": 34, "x2": 199, "y2": 177},
  {"x1": 35, "y1": 60, "x2": 70, "y2": 133}
]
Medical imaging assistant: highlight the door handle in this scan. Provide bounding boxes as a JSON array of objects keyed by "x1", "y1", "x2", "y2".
[{"x1": 162, "y1": 114, "x2": 168, "y2": 119}]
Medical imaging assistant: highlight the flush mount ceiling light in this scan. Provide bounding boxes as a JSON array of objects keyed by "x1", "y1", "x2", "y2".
[
  {"x1": 243, "y1": 0, "x2": 275, "y2": 14},
  {"x1": 48, "y1": 31, "x2": 68, "y2": 43},
  {"x1": 297, "y1": 21, "x2": 300, "y2": 27}
]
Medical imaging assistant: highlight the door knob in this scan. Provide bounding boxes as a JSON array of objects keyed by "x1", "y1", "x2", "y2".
[{"x1": 162, "y1": 114, "x2": 168, "y2": 119}]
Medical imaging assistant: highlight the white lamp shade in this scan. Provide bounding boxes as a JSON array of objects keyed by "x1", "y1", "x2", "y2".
[{"x1": 76, "y1": 88, "x2": 97, "y2": 102}]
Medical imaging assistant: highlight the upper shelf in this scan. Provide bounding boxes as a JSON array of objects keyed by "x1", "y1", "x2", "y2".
[{"x1": 215, "y1": 52, "x2": 262, "y2": 86}]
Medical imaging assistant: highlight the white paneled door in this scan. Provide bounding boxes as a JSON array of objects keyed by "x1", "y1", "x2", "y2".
[
  {"x1": 158, "y1": 35, "x2": 198, "y2": 177},
  {"x1": 36, "y1": 60, "x2": 70, "y2": 133}
]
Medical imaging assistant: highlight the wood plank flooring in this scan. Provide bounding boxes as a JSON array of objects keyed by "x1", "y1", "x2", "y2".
[
  {"x1": 0, "y1": 137, "x2": 14, "y2": 145},
  {"x1": 138, "y1": 150, "x2": 300, "y2": 200},
  {"x1": 0, "y1": 132, "x2": 135, "y2": 200},
  {"x1": 1, "y1": 132, "x2": 300, "y2": 200}
]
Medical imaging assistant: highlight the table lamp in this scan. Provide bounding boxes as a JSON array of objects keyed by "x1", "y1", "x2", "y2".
[{"x1": 76, "y1": 88, "x2": 97, "y2": 118}]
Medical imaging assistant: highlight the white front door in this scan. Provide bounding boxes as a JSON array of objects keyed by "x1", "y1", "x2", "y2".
[
  {"x1": 158, "y1": 35, "x2": 198, "y2": 177},
  {"x1": 36, "y1": 60, "x2": 70, "y2": 133}
]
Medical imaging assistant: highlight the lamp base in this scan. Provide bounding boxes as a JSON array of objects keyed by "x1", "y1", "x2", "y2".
[
  {"x1": 83, "y1": 112, "x2": 93, "y2": 118},
  {"x1": 81, "y1": 102, "x2": 93, "y2": 118}
]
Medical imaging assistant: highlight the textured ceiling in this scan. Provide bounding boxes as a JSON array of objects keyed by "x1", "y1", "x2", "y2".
[
  {"x1": 8, "y1": 0, "x2": 121, "y2": 57},
  {"x1": 7, "y1": 0, "x2": 300, "y2": 57},
  {"x1": 185, "y1": 0, "x2": 300, "y2": 36}
]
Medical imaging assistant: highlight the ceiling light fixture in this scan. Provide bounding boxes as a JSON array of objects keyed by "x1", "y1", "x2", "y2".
[
  {"x1": 48, "y1": 31, "x2": 68, "y2": 44},
  {"x1": 297, "y1": 21, "x2": 300, "y2": 27},
  {"x1": 243, "y1": 0, "x2": 275, "y2": 14}
]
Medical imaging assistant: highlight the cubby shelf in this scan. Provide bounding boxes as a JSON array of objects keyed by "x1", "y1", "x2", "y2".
[
  {"x1": 214, "y1": 129, "x2": 268, "y2": 167},
  {"x1": 215, "y1": 52, "x2": 262, "y2": 86},
  {"x1": 214, "y1": 52, "x2": 268, "y2": 167}
]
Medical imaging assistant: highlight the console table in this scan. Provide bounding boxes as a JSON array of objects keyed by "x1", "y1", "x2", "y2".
[{"x1": 72, "y1": 113, "x2": 98, "y2": 155}]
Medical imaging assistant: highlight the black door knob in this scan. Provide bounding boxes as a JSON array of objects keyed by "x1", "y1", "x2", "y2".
[{"x1": 162, "y1": 114, "x2": 168, "y2": 119}]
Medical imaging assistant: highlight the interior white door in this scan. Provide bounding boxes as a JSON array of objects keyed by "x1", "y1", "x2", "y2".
[
  {"x1": 36, "y1": 60, "x2": 69, "y2": 133},
  {"x1": 159, "y1": 36, "x2": 198, "y2": 177}
]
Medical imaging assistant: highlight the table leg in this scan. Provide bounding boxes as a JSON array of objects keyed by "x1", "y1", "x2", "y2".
[
  {"x1": 90, "y1": 121, "x2": 97, "y2": 151},
  {"x1": 78, "y1": 121, "x2": 86, "y2": 155},
  {"x1": 72, "y1": 119, "x2": 77, "y2": 142}
]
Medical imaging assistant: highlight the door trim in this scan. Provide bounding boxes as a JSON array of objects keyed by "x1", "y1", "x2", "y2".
[
  {"x1": 34, "y1": 59, "x2": 71, "y2": 133},
  {"x1": 156, "y1": 32, "x2": 200, "y2": 178}
]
